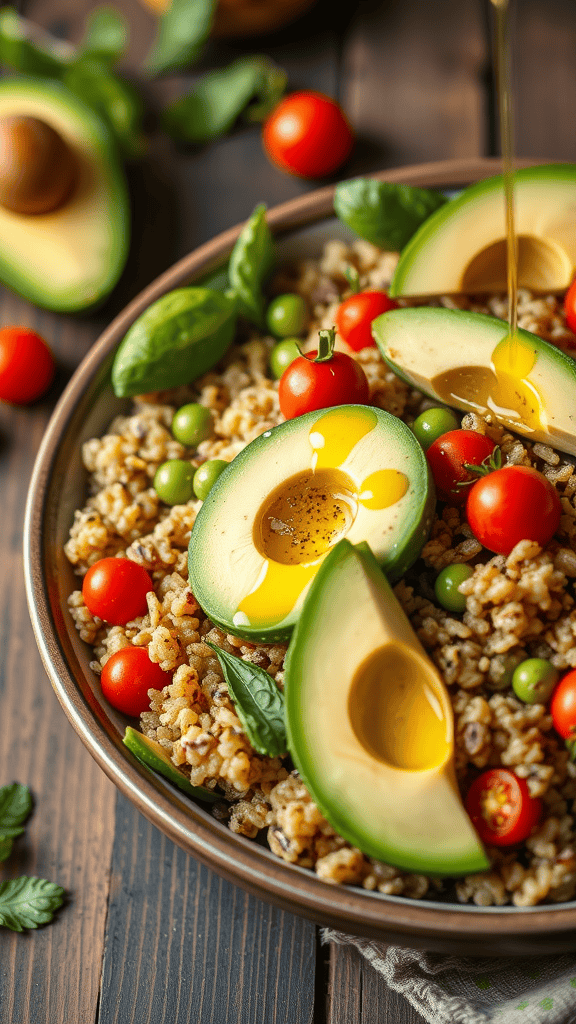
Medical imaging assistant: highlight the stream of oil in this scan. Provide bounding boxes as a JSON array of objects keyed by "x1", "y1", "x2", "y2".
[{"x1": 491, "y1": 0, "x2": 518, "y2": 337}]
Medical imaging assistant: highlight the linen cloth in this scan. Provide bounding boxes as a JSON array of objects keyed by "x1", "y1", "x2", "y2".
[{"x1": 323, "y1": 928, "x2": 576, "y2": 1023}]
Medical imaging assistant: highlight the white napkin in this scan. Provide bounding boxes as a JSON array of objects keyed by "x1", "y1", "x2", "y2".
[{"x1": 323, "y1": 929, "x2": 576, "y2": 1023}]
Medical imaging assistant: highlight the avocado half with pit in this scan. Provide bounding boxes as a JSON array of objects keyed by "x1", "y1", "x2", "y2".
[
  {"x1": 373, "y1": 305, "x2": 576, "y2": 456},
  {"x1": 188, "y1": 405, "x2": 435, "y2": 643},
  {"x1": 285, "y1": 539, "x2": 489, "y2": 876},
  {"x1": 0, "y1": 77, "x2": 129, "y2": 311},
  {"x1": 390, "y1": 163, "x2": 576, "y2": 297}
]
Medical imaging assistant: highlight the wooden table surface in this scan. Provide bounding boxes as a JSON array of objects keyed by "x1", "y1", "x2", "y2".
[{"x1": 2, "y1": 0, "x2": 576, "y2": 1021}]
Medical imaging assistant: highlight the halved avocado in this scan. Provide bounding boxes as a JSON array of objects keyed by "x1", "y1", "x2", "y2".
[
  {"x1": 0, "y1": 77, "x2": 129, "y2": 311},
  {"x1": 123, "y1": 727, "x2": 220, "y2": 802},
  {"x1": 373, "y1": 305, "x2": 576, "y2": 456},
  {"x1": 390, "y1": 164, "x2": 576, "y2": 297},
  {"x1": 284, "y1": 540, "x2": 489, "y2": 876},
  {"x1": 188, "y1": 405, "x2": 435, "y2": 643}
]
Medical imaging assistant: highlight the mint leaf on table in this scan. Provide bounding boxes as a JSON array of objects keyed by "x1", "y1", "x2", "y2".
[
  {"x1": 0, "y1": 783, "x2": 32, "y2": 842},
  {"x1": 227, "y1": 203, "x2": 274, "y2": 328},
  {"x1": 334, "y1": 178, "x2": 448, "y2": 251},
  {"x1": 62, "y1": 56, "x2": 146, "y2": 160},
  {"x1": 145, "y1": 0, "x2": 215, "y2": 77},
  {"x1": 205, "y1": 642, "x2": 287, "y2": 758},
  {"x1": 0, "y1": 877, "x2": 65, "y2": 932}
]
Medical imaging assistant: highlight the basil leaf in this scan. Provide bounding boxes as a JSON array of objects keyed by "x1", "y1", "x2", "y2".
[
  {"x1": 228, "y1": 204, "x2": 274, "y2": 328},
  {"x1": 145, "y1": 0, "x2": 215, "y2": 77},
  {"x1": 0, "y1": 837, "x2": 13, "y2": 862},
  {"x1": 205, "y1": 642, "x2": 287, "y2": 758},
  {"x1": 112, "y1": 287, "x2": 237, "y2": 397},
  {"x1": 62, "y1": 56, "x2": 146, "y2": 159},
  {"x1": 334, "y1": 178, "x2": 448, "y2": 251},
  {"x1": 80, "y1": 5, "x2": 128, "y2": 64},
  {"x1": 0, "y1": 877, "x2": 65, "y2": 932},
  {"x1": 0, "y1": 6, "x2": 73, "y2": 76},
  {"x1": 163, "y1": 56, "x2": 286, "y2": 144},
  {"x1": 0, "y1": 783, "x2": 32, "y2": 840}
]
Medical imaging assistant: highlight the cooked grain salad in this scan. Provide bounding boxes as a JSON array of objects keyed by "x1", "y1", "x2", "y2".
[{"x1": 65, "y1": 235, "x2": 576, "y2": 908}]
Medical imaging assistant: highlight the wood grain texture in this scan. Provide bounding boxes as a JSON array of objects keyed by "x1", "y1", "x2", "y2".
[{"x1": 327, "y1": 942, "x2": 426, "y2": 1024}]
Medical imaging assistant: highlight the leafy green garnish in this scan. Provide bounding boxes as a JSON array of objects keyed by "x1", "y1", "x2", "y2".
[
  {"x1": 145, "y1": 0, "x2": 215, "y2": 77},
  {"x1": 163, "y1": 56, "x2": 287, "y2": 144},
  {"x1": 0, "y1": 782, "x2": 32, "y2": 862},
  {"x1": 79, "y1": 5, "x2": 128, "y2": 64},
  {"x1": 205, "y1": 642, "x2": 287, "y2": 758},
  {"x1": 0, "y1": 837, "x2": 12, "y2": 863},
  {"x1": 0, "y1": 6, "x2": 73, "y2": 77},
  {"x1": 227, "y1": 203, "x2": 274, "y2": 328},
  {"x1": 0, "y1": 877, "x2": 65, "y2": 932},
  {"x1": 62, "y1": 57, "x2": 146, "y2": 160},
  {"x1": 334, "y1": 178, "x2": 448, "y2": 251}
]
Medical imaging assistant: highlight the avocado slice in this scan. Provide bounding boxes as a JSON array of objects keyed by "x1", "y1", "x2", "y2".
[
  {"x1": 372, "y1": 305, "x2": 576, "y2": 456},
  {"x1": 390, "y1": 164, "x2": 576, "y2": 297},
  {"x1": 188, "y1": 404, "x2": 435, "y2": 643},
  {"x1": 123, "y1": 727, "x2": 220, "y2": 802},
  {"x1": 284, "y1": 540, "x2": 489, "y2": 876},
  {"x1": 0, "y1": 77, "x2": 129, "y2": 311}
]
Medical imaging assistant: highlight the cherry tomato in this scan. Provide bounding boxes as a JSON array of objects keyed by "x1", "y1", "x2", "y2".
[
  {"x1": 100, "y1": 647, "x2": 171, "y2": 717},
  {"x1": 466, "y1": 465, "x2": 561, "y2": 556},
  {"x1": 278, "y1": 344, "x2": 369, "y2": 420},
  {"x1": 262, "y1": 91, "x2": 353, "y2": 179},
  {"x1": 82, "y1": 557, "x2": 153, "y2": 625},
  {"x1": 335, "y1": 290, "x2": 399, "y2": 352},
  {"x1": 425, "y1": 430, "x2": 497, "y2": 504},
  {"x1": 465, "y1": 768, "x2": 542, "y2": 847},
  {"x1": 564, "y1": 278, "x2": 576, "y2": 334},
  {"x1": 550, "y1": 669, "x2": 576, "y2": 742},
  {"x1": 0, "y1": 326, "x2": 55, "y2": 404}
]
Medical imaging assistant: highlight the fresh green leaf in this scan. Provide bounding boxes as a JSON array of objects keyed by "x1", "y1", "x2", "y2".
[
  {"x1": 227, "y1": 204, "x2": 274, "y2": 328},
  {"x1": 0, "y1": 837, "x2": 13, "y2": 862},
  {"x1": 0, "y1": 876, "x2": 65, "y2": 932},
  {"x1": 62, "y1": 56, "x2": 146, "y2": 159},
  {"x1": 80, "y1": 5, "x2": 128, "y2": 63},
  {"x1": 0, "y1": 783, "x2": 32, "y2": 840},
  {"x1": 145, "y1": 0, "x2": 215, "y2": 77},
  {"x1": 0, "y1": 6, "x2": 73, "y2": 76},
  {"x1": 112, "y1": 287, "x2": 237, "y2": 397},
  {"x1": 205, "y1": 642, "x2": 287, "y2": 758},
  {"x1": 162, "y1": 55, "x2": 285, "y2": 145},
  {"x1": 334, "y1": 178, "x2": 448, "y2": 251}
]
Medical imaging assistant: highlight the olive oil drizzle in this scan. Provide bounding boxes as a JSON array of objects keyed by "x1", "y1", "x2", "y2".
[{"x1": 491, "y1": 0, "x2": 518, "y2": 336}]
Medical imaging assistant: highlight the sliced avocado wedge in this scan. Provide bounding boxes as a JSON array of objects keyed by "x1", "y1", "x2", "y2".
[
  {"x1": 390, "y1": 164, "x2": 576, "y2": 297},
  {"x1": 188, "y1": 405, "x2": 435, "y2": 643},
  {"x1": 372, "y1": 305, "x2": 576, "y2": 456},
  {"x1": 123, "y1": 727, "x2": 220, "y2": 802},
  {"x1": 284, "y1": 540, "x2": 489, "y2": 876},
  {"x1": 0, "y1": 77, "x2": 129, "y2": 311}
]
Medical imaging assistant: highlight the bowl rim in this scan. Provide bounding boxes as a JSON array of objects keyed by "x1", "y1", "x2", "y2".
[{"x1": 24, "y1": 155, "x2": 576, "y2": 954}]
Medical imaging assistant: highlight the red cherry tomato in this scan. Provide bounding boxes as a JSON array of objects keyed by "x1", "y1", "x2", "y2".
[
  {"x1": 550, "y1": 669, "x2": 576, "y2": 742},
  {"x1": 335, "y1": 291, "x2": 399, "y2": 352},
  {"x1": 564, "y1": 278, "x2": 576, "y2": 334},
  {"x1": 0, "y1": 326, "x2": 55, "y2": 404},
  {"x1": 278, "y1": 348, "x2": 369, "y2": 420},
  {"x1": 465, "y1": 768, "x2": 542, "y2": 847},
  {"x1": 466, "y1": 465, "x2": 561, "y2": 556},
  {"x1": 82, "y1": 557, "x2": 153, "y2": 625},
  {"x1": 262, "y1": 91, "x2": 353, "y2": 179},
  {"x1": 425, "y1": 430, "x2": 497, "y2": 504},
  {"x1": 100, "y1": 647, "x2": 171, "y2": 717}
]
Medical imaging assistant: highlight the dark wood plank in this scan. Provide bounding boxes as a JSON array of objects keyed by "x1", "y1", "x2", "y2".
[
  {"x1": 327, "y1": 942, "x2": 426, "y2": 1024},
  {"x1": 98, "y1": 794, "x2": 316, "y2": 1024}
]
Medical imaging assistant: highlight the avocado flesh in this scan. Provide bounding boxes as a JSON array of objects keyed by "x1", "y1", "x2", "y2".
[
  {"x1": 285, "y1": 540, "x2": 489, "y2": 876},
  {"x1": 373, "y1": 305, "x2": 576, "y2": 457},
  {"x1": 188, "y1": 405, "x2": 435, "y2": 643},
  {"x1": 390, "y1": 164, "x2": 576, "y2": 297},
  {"x1": 0, "y1": 78, "x2": 129, "y2": 311},
  {"x1": 123, "y1": 727, "x2": 219, "y2": 802}
]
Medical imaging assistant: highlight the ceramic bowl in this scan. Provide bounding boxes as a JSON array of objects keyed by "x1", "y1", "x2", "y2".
[{"x1": 24, "y1": 156, "x2": 576, "y2": 955}]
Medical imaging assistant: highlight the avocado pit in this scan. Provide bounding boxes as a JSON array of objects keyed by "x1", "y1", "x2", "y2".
[{"x1": 0, "y1": 115, "x2": 77, "y2": 214}]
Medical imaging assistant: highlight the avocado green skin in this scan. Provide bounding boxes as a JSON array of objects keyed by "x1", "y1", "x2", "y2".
[
  {"x1": 389, "y1": 163, "x2": 576, "y2": 297},
  {"x1": 188, "y1": 406, "x2": 436, "y2": 644},
  {"x1": 284, "y1": 540, "x2": 489, "y2": 877},
  {"x1": 0, "y1": 77, "x2": 129, "y2": 312},
  {"x1": 123, "y1": 727, "x2": 219, "y2": 802}
]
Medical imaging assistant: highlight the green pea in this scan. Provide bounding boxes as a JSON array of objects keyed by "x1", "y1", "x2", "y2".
[
  {"x1": 171, "y1": 403, "x2": 213, "y2": 447},
  {"x1": 412, "y1": 407, "x2": 461, "y2": 451},
  {"x1": 512, "y1": 658, "x2": 559, "y2": 705},
  {"x1": 193, "y1": 459, "x2": 228, "y2": 501},
  {"x1": 434, "y1": 563, "x2": 474, "y2": 614},
  {"x1": 266, "y1": 294, "x2": 308, "y2": 338},
  {"x1": 269, "y1": 337, "x2": 301, "y2": 379},
  {"x1": 154, "y1": 459, "x2": 195, "y2": 505}
]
